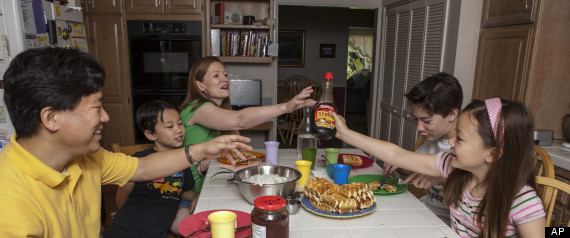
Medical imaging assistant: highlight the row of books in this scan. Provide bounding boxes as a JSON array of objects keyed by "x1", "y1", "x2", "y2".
[{"x1": 211, "y1": 29, "x2": 270, "y2": 57}]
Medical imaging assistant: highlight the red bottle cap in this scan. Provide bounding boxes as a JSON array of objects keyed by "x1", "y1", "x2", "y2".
[
  {"x1": 253, "y1": 196, "x2": 286, "y2": 210},
  {"x1": 324, "y1": 72, "x2": 334, "y2": 81}
]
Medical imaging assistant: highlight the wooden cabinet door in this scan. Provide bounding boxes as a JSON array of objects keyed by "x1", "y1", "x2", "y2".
[
  {"x1": 85, "y1": 14, "x2": 135, "y2": 150},
  {"x1": 83, "y1": 0, "x2": 123, "y2": 14},
  {"x1": 472, "y1": 24, "x2": 534, "y2": 101},
  {"x1": 125, "y1": 0, "x2": 162, "y2": 14},
  {"x1": 482, "y1": 0, "x2": 538, "y2": 27},
  {"x1": 165, "y1": 0, "x2": 202, "y2": 14}
]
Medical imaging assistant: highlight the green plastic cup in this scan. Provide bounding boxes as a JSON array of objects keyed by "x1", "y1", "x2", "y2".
[
  {"x1": 325, "y1": 148, "x2": 340, "y2": 164},
  {"x1": 301, "y1": 148, "x2": 317, "y2": 170}
]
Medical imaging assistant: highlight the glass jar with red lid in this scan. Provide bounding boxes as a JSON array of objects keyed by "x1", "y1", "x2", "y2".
[{"x1": 251, "y1": 196, "x2": 289, "y2": 238}]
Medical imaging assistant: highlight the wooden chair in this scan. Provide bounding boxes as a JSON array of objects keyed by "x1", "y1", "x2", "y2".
[
  {"x1": 533, "y1": 145, "x2": 555, "y2": 179},
  {"x1": 535, "y1": 176, "x2": 570, "y2": 227},
  {"x1": 287, "y1": 80, "x2": 322, "y2": 145},
  {"x1": 111, "y1": 143, "x2": 153, "y2": 155},
  {"x1": 276, "y1": 80, "x2": 292, "y2": 144}
]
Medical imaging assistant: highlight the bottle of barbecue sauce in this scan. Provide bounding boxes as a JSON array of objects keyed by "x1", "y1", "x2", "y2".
[{"x1": 310, "y1": 72, "x2": 337, "y2": 140}]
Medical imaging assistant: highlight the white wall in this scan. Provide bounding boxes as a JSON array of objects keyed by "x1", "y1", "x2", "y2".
[{"x1": 452, "y1": 0, "x2": 483, "y2": 107}]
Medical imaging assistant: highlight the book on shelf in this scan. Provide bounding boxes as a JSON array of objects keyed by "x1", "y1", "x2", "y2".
[
  {"x1": 214, "y1": 3, "x2": 224, "y2": 24},
  {"x1": 216, "y1": 31, "x2": 270, "y2": 57},
  {"x1": 211, "y1": 29, "x2": 221, "y2": 56}
]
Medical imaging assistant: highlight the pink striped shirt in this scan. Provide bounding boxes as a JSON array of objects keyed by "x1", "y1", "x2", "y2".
[{"x1": 435, "y1": 152, "x2": 545, "y2": 237}]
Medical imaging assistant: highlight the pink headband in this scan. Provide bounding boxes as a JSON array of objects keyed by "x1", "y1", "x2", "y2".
[{"x1": 484, "y1": 97, "x2": 502, "y2": 140}]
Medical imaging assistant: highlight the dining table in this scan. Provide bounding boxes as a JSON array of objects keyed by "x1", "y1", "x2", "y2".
[{"x1": 190, "y1": 148, "x2": 459, "y2": 238}]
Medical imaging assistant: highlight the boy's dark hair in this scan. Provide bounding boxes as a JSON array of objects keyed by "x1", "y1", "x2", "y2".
[
  {"x1": 136, "y1": 100, "x2": 179, "y2": 134},
  {"x1": 405, "y1": 72, "x2": 463, "y2": 117},
  {"x1": 3, "y1": 47, "x2": 105, "y2": 137}
]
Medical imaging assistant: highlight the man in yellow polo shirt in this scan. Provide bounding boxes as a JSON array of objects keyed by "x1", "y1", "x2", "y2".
[{"x1": 0, "y1": 47, "x2": 251, "y2": 237}]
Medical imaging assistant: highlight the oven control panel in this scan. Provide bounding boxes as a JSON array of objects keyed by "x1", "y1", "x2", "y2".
[{"x1": 143, "y1": 23, "x2": 186, "y2": 33}]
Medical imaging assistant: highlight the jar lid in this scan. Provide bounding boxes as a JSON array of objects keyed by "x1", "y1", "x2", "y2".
[
  {"x1": 324, "y1": 72, "x2": 334, "y2": 81},
  {"x1": 254, "y1": 196, "x2": 286, "y2": 210}
]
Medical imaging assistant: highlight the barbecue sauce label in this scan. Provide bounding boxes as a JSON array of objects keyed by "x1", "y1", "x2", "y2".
[{"x1": 313, "y1": 103, "x2": 336, "y2": 129}]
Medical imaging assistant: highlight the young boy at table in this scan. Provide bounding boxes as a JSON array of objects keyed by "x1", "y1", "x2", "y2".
[
  {"x1": 0, "y1": 47, "x2": 251, "y2": 238},
  {"x1": 105, "y1": 100, "x2": 197, "y2": 237},
  {"x1": 383, "y1": 72, "x2": 463, "y2": 226}
]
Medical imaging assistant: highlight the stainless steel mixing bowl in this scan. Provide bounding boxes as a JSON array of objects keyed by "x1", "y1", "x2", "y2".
[{"x1": 232, "y1": 165, "x2": 301, "y2": 204}]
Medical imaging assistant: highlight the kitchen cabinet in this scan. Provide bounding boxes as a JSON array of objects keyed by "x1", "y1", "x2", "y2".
[
  {"x1": 472, "y1": 0, "x2": 570, "y2": 140},
  {"x1": 481, "y1": 0, "x2": 538, "y2": 27},
  {"x1": 85, "y1": 14, "x2": 135, "y2": 149},
  {"x1": 204, "y1": 0, "x2": 273, "y2": 63},
  {"x1": 126, "y1": 0, "x2": 202, "y2": 15},
  {"x1": 83, "y1": 0, "x2": 124, "y2": 14},
  {"x1": 379, "y1": 0, "x2": 449, "y2": 150}
]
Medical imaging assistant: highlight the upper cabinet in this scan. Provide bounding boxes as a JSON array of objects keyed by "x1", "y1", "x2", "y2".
[
  {"x1": 126, "y1": 0, "x2": 202, "y2": 15},
  {"x1": 204, "y1": 0, "x2": 273, "y2": 63},
  {"x1": 473, "y1": 0, "x2": 570, "y2": 140},
  {"x1": 481, "y1": 0, "x2": 538, "y2": 27},
  {"x1": 83, "y1": 0, "x2": 123, "y2": 13}
]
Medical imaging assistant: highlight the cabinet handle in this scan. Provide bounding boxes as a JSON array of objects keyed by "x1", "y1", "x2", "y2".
[
  {"x1": 165, "y1": 0, "x2": 168, "y2": 6},
  {"x1": 88, "y1": 0, "x2": 91, "y2": 6},
  {"x1": 158, "y1": 0, "x2": 161, "y2": 7},
  {"x1": 524, "y1": 0, "x2": 529, "y2": 13}
]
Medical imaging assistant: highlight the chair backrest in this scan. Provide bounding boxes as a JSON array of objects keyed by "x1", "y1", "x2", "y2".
[
  {"x1": 277, "y1": 80, "x2": 290, "y2": 104},
  {"x1": 111, "y1": 143, "x2": 154, "y2": 156},
  {"x1": 534, "y1": 145, "x2": 555, "y2": 179},
  {"x1": 535, "y1": 176, "x2": 570, "y2": 227}
]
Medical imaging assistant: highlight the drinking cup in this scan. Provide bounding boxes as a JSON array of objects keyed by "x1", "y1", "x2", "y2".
[
  {"x1": 325, "y1": 148, "x2": 340, "y2": 164},
  {"x1": 301, "y1": 148, "x2": 317, "y2": 170},
  {"x1": 264, "y1": 141, "x2": 280, "y2": 165},
  {"x1": 208, "y1": 211, "x2": 237, "y2": 238},
  {"x1": 333, "y1": 164, "x2": 351, "y2": 185},
  {"x1": 295, "y1": 160, "x2": 312, "y2": 187}
]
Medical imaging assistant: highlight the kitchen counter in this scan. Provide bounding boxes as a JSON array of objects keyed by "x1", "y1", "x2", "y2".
[
  {"x1": 193, "y1": 149, "x2": 458, "y2": 238},
  {"x1": 542, "y1": 141, "x2": 570, "y2": 171}
]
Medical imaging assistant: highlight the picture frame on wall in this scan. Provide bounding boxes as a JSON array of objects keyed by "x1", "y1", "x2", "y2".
[
  {"x1": 320, "y1": 44, "x2": 336, "y2": 58},
  {"x1": 278, "y1": 30, "x2": 305, "y2": 67}
]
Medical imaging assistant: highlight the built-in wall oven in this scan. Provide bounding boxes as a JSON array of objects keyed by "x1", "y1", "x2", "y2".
[{"x1": 127, "y1": 20, "x2": 201, "y2": 143}]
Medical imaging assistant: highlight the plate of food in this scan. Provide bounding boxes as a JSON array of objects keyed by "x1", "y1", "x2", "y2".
[
  {"x1": 301, "y1": 177, "x2": 376, "y2": 218},
  {"x1": 348, "y1": 174, "x2": 408, "y2": 195},
  {"x1": 178, "y1": 209, "x2": 251, "y2": 238},
  {"x1": 218, "y1": 151, "x2": 265, "y2": 165},
  {"x1": 337, "y1": 154, "x2": 374, "y2": 169}
]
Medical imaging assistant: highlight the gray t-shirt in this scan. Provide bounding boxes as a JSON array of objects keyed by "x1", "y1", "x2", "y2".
[{"x1": 415, "y1": 139, "x2": 451, "y2": 226}]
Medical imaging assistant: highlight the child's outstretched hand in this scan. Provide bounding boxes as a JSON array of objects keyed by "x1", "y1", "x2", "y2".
[
  {"x1": 330, "y1": 111, "x2": 349, "y2": 139},
  {"x1": 196, "y1": 135, "x2": 252, "y2": 164}
]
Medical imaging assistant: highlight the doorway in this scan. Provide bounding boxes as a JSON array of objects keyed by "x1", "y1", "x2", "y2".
[{"x1": 276, "y1": 5, "x2": 376, "y2": 149}]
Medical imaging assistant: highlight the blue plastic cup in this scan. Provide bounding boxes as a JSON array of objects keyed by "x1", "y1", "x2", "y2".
[{"x1": 333, "y1": 164, "x2": 351, "y2": 184}]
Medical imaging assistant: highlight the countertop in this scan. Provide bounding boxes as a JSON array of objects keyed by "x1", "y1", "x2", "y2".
[
  {"x1": 192, "y1": 148, "x2": 458, "y2": 238},
  {"x1": 542, "y1": 141, "x2": 570, "y2": 171}
]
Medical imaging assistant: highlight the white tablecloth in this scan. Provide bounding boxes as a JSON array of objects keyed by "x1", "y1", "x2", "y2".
[{"x1": 194, "y1": 148, "x2": 458, "y2": 238}]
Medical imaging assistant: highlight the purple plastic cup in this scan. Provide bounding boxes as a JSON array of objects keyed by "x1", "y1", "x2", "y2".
[{"x1": 264, "y1": 141, "x2": 280, "y2": 165}]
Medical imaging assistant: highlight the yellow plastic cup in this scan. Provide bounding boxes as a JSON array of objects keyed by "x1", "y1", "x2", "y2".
[
  {"x1": 208, "y1": 211, "x2": 237, "y2": 238},
  {"x1": 295, "y1": 160, "x2": 312, "y2": 186}
]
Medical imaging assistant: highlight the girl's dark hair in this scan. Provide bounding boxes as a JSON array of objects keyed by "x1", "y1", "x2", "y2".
[
  {"x1": 444, "y1": 98, "x2": 536, "y2": 237},
  {"x1": 406, "y1": 72, "x2": 463, "y2": 116},
  {"x1": 136, "y1": 100, "x2": 179, "y2": 134},
  {"x1": 3, "y1": 47, "x2": 105, "y2": 137},
  {"x1": 180, "y1": 56, "x2": 232, "y2": 112}
]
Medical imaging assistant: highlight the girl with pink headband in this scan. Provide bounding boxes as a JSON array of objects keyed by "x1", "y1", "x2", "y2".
[{"x1": 330, "y1": 98, "x2": 545, "y2": 237}]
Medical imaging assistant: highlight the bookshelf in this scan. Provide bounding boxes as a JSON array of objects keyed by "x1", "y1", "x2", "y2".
[{"x1": 205, "y1": 0, "x2": 274, "y2": 63}]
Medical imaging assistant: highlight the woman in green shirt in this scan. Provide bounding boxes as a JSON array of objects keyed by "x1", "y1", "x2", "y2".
[{"x1": 180, "y1": 56, "x2": 316, "y2": 193}]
